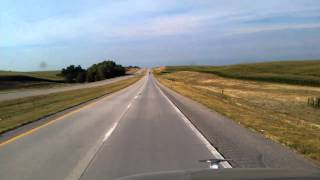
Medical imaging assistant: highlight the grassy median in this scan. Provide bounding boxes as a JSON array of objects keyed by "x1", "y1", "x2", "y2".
[
  {"x1": 0, "y1": 76, "x2": 141, "y2": 134},
  {"x1": 155, "y1": 69, "x2": 320, "y2": 163}
]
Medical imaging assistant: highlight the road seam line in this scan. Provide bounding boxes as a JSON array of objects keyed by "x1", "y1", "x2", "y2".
[
  {"x1": 66, "y1": 76, "x2": 147, "y2": 180},
  {"x1": 65, "y1": 122, "x2": 120, "y2": 180},
  {"x1": 153, "y1": 77, "x2": 232, "y2": 168}
]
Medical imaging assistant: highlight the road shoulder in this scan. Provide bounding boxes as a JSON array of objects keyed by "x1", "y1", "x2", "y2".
[{"x1": 156, "y1": 79, "x2": 319, "y2": 170}]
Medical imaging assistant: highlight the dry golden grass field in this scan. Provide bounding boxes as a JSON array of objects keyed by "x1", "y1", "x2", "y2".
[{"x1": 155, "y1": 69, "x2": 320, "y2": 163}]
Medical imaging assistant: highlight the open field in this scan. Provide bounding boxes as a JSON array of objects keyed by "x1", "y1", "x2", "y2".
[
  {"x1": 164, "y1": 60, "x2": 320, "y2": 86},
  {"x1": 0, "y1": 69, "x2": 140, "y2": 91},
  {"x1": 155, "y1": 69, "x2": 320, "y2": 163},
  {"x1": 126, "y1": 67, "x2": 140, "y2": 74},
  {"x1": 0, "y1": 75, "x2": 142, "y2": 134},
  {"x1": 0, "y1": 70, "x2": 64, "y2": 90},
  {"x1": 0, "y1": 70, "x2": 63, "y2": 81}
]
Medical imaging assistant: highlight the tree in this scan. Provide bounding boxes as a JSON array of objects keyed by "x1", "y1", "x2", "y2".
[
  {"x1": 61, "y1": 60, "x2": 127, "y2": 83},
  {"x1": 113, "y1": 63, "x2": 126, "y2": 76},
  {"x1": 86, "y1": 60, "x2": 125, "y2": 81},
  {"x1": 61, "y1": 65, "x2": 85, "y2": 83},
  {"x1": 76, "y1": 71, "x2": 87, "y2": 83},
  {"x1": 86, "y1": 64, "x2": 97, "y2": 82}
]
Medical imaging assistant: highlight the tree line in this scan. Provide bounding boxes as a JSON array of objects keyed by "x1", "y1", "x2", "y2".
[{"x1": 61, "y1": 60, "x2": 126, "y2": 83}]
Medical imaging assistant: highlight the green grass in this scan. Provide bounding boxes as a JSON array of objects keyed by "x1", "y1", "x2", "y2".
[
  {"x1": 164, "y1": 60, "x2": 320, "y2": 86},
  {"x1": 0, "y1": 76, "x2": 141, "y2": 134}
]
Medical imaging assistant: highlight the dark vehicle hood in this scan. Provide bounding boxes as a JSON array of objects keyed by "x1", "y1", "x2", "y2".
[{"x1": 117, "y1": 168, "x2": 320, "y2": 180}]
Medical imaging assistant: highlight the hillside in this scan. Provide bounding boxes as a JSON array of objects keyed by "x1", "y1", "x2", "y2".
[
  {"x1": 163, "y1": 60, "x2": 320, "y2": 86},
  {"x1": 0, "y1": 71, "x2": 64, "y2": 90},
  {"x1": 155, "y1": 61, "x2": 320, "y2": 162},
  {"x1": 0, "y1": 70, "x2": 63, "y2": 81}
]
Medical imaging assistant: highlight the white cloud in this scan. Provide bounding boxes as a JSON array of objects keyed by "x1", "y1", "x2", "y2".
[
  {"x1": 228, "y1": 23, "x2": 320, "y2": 35},
  {"x1": 1, "y1": 0, "x2": 320, "y2": 47}
]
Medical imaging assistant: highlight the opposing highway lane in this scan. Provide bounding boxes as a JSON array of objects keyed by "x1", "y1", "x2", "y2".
[
  {"x1": 0, "y1": 68, "x2": 144, "y2": 102},
  {"x1": 0, "y1": 72, "x2": 227, "y2": 180}
]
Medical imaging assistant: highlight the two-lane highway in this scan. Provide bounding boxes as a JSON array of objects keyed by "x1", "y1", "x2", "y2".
[{"x1": 0, "y1": 72, "x2": 226, "y2": 180}]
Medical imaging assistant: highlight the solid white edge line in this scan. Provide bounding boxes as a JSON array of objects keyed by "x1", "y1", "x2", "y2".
[{"x1": 153, "y1": 78, "x2": 232, "y2": 169}]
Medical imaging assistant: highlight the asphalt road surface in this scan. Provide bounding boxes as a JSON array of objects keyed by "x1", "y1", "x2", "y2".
[
  {"x1": 0, "y1": 69, "x2": 144, "y2": 102},
  {"x1": 0, "y1": 73, "x2": 228, "y2": 180},
  {"x1": 0, "y1": 72, "x2": 317, "y2": 180}
]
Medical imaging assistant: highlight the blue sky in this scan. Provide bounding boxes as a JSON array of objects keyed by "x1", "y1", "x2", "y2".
[{"x1": 1, "y1": 0, "x2": 320, "y2": 71}]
